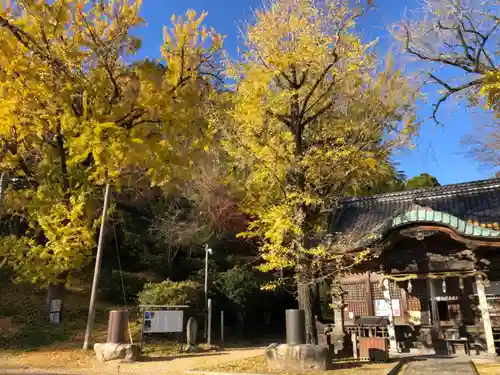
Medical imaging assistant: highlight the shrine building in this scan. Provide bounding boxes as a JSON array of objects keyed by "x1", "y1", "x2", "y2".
[{"x1": 328, "y1": 177, "x2": 500, "y2": 355}]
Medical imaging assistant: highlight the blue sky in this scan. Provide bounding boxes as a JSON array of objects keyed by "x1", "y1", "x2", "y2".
[{"x1": 135, "y1": 0, "x2": 494, "y2": 185}]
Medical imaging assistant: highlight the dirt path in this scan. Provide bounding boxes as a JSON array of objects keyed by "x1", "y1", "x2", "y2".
[{"x1": 0, "y1": 348, "x2": 265, "y2": 375}]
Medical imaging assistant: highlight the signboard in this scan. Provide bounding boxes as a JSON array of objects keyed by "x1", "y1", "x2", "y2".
[
  {"x1": 374, "y1": 299, "x2": 401, "y2": 317},
  {"x1": 392, "y1": 299, "x2": 401, "y2": 317},
  {"x1": 408, "y1": 310, "x2": 422, "y2": 325},
  {"x1": 49, "y1": 299, "x2": 62, "y2": 325},
  {"x1": 50, "y1": 299, "x2": 62, "y2": 312},
  {"x1": 143, "y1": 310, "x2": 183, "y2": 333},
  {"x1": 49, "y1": 312, "x2": 60, "y2": 324}
]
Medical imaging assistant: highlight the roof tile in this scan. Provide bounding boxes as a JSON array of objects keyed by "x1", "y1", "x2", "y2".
[{"x1": 330, "y1": 178, "x2": 500, "y2": 240}]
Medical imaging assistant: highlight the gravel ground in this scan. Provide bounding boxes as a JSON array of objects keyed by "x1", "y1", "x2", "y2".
[{"x1": 0, "y1": 348, "x2": 266, "y2": 375}]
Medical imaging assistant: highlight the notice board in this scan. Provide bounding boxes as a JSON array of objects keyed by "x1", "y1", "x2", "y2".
[
  {"x1": 374, "y1": 299, "x2": 401, "y2": 317},
  {"x1": 143, "y1": 310, "x2": 184, "y2": 333}
]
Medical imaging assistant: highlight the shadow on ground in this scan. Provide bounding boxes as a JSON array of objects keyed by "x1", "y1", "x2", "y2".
[
  {"x1": 140, "y1": 352, "x2": 228, "y2": 362},
  {"x1": 0, "y1": 371, "x2": 72, "y2": 375}
]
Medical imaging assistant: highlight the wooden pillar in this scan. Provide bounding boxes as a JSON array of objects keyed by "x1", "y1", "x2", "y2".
[
  {"x1": 400, "y1": 288, "x2": 408, "y2": 324},
  {"x1": 427, "y1": 278, "x2": 441, "y2": 338},
  {"x1": 366, "y1": 272, "x2": 375, "y2": 316},
  {"x1": 475, "y1": 275, "x2": 496, "y2": 355}
]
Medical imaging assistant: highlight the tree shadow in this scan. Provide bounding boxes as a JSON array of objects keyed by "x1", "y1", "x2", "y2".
[
  {"x1": 139, "y1": 352, "x2": 228, "y2": 362},
  {"x1": 1, "y1": 327, "x2": 73, "y2": 352},
  {"x1": 329, "y1": 361, "x2": 363, "y2": 370},
  {"x1": 222, "y1": 336, "x2": 281, "y2": 349}
]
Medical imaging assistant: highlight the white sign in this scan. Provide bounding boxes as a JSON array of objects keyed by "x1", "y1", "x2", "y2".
[
  {"x1": 144, "y1": 310, "x2": 183, "y2": 333},
  {"x1": 49, "y1": 312, "x2": 60, "y2": 324},
  {"x1": 392, "y1": 299, "x2": 401, "y2": 317},
  {"x1": 374, "y1": 299, "x2": 401, "y2": 317},
  {"x1": 50, "y1": 299, "x2": 62, "y2": 312}
]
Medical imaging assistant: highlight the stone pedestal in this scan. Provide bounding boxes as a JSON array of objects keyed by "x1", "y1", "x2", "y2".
[
  {"x1": 264, "y1": 343, "x2": 331, "y2": 371},
  {"x1": 94, "y1": 343, "x2": 140, "y2": 362},
  {"x1": 329, "y1": 331, "x2": 348, "y2": 357}
]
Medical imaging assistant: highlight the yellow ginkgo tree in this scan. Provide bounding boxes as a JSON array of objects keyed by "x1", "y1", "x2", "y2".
[
  {"x1": 0, "y1": 1, "x2": 222, "y2": 285},
  {"x1": 219, "y1": 0, "x2": 419, "y2": 342}
]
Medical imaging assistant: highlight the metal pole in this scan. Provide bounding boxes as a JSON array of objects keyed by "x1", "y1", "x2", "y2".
[
  {"x1": 205, "y1": 247, "x2": 209, "y2": 306},
  {"x1": 204, "y1": 246, "x2": 209, "y2": 339},
  {"x1": 220, "y1": 310, "x2": 224, "y2": 345},
  {"x1": 207, "y1": 298, "x2": 212, "y2": 345},
  {"x1": 220, "y1": 310, "x2": 224, "y2": 347},
  {"x1": 285, "y1": 309, "x2": 306, "y2": 345},
  {"x1": 83, "y1": 182, "x2": 111, "y2": 350}
]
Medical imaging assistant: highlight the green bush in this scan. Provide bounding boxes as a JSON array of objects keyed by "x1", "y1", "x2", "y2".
[{"x1": 137, "y1": 279, "x2": 202, "y2": 308}]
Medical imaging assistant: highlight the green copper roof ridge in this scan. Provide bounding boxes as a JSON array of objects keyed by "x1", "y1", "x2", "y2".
[
  {"x1": 340, "y1": 177, "x2": 500, "y2": 205},
  {"x1": 390, "y1": 208, "x2": 500, "y2": 238}
]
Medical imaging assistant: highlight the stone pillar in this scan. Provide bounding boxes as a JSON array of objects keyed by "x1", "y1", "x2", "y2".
[
  {"x1": 332, "y1": 296, "x2": 345, "y2": 334},
  {"x1": 330, "y1": 293, "x2": 347, "y2": 356},
  {"x1": 475, "y1": 275, "x2": 496, "y2": 355},
  {"x1": 351, "y1": 330, "x2": 358, "y2": 359},
  {"x1": 383, "y1": 279, "x2": 398, "y2": 352}
]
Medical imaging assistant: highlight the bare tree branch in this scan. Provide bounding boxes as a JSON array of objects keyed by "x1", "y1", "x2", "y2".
[{"x1": 393, "y1": 0, "x2": 499, "y2": 124}]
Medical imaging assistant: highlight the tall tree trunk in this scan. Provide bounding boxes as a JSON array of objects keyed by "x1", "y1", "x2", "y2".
[
  {"x1": 290, "y1": 81, "x2": 317, "y2": 344},
  {"x1": 297, "y1": 279, "x2": 318, "y2": 344},
  {"x1": 295, "y1": 203, "x2": 318, "y2": 344}
]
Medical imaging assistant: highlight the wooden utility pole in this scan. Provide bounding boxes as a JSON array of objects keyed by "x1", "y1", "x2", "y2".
[
  {"x1": 83, "y1": 182, "x2": 111, "y2": 350},
  {"x1": 0, "y1": 172, "x2": 8, "y2": 214}
]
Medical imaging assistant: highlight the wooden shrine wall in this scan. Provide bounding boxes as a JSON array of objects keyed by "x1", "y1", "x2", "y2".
[{"x1": 342, "y1": 277, "x2": 487, "y2": 327}]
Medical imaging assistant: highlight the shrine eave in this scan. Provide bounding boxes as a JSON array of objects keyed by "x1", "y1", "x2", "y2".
[{"x1": 330, "y1": 177, "x2": 500, "y2": 248}]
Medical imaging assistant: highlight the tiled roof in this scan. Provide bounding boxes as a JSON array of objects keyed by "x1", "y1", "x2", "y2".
[{"x1": 329, "y1": 178, "x2": 500, "y2": 241}]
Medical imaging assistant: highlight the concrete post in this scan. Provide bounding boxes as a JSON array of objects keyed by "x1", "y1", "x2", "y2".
[
  {"x1": 475, "y1": 275, "x2": 496, "y2": 355},
  {"x1": 207, "y1": 298, "x2": 212, "y2": 345}
]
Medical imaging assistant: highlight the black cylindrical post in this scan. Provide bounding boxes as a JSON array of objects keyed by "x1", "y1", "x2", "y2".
[
  {"x1": 107, "y1": 310, "x2": 129, "y2": 344},
  {"x1": 285, "y1": 309, "x2": 306, "y2": 345}
]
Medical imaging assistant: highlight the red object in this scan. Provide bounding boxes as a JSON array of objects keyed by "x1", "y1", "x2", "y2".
[{"x1": 358, "y1": 337, "x2": 389, "y2": 361}]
